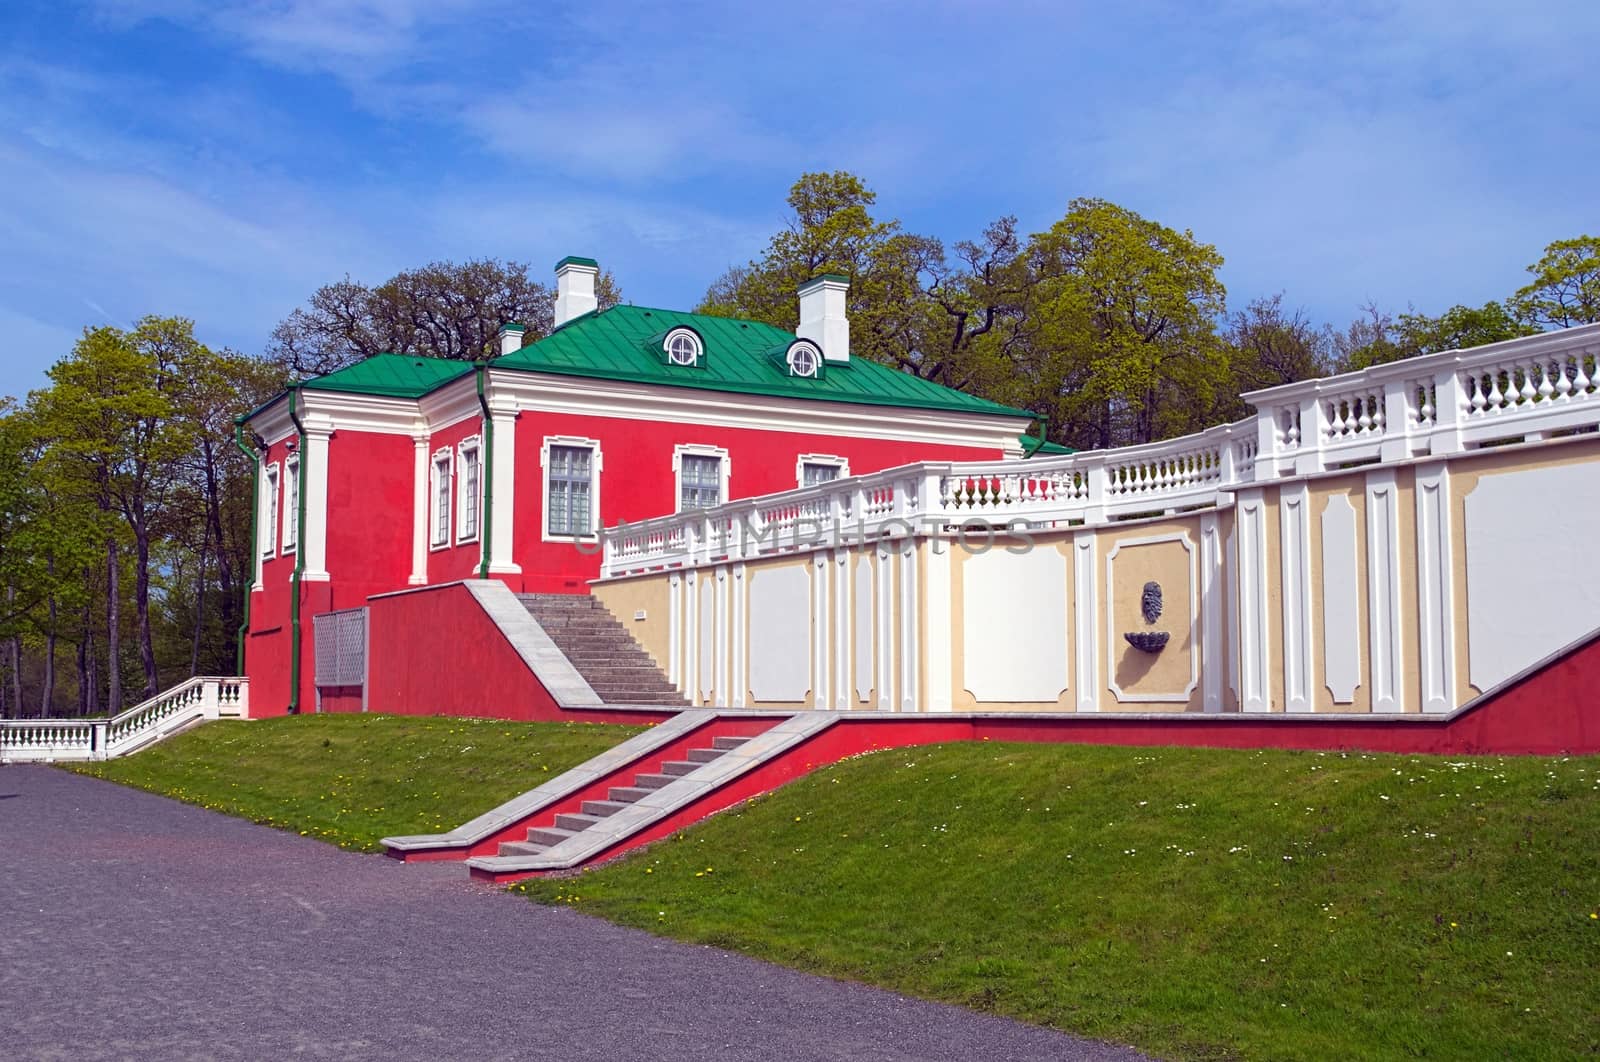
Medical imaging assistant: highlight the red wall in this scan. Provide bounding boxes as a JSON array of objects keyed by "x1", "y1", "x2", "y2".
[
  {"x1": 326, "y1": 431, "x2": 414, "y2": 607},
  {"x1": 509, "y1": 410, "x2": 1007, "y2": 592}
]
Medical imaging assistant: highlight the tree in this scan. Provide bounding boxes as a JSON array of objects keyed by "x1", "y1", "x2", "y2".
[
  {"x1": 268, "y1": 258, "x2": 622, "y2": 376},
  {"x1": 1512, "y1": 235, "x2": 1600, "y2": 328},
  {"x1": 1395, "y1": 301, "x2": 1535, "y2": 356},
  {"x1": 1020, "y1": 198, "x2": 1229, "y2": 448}
]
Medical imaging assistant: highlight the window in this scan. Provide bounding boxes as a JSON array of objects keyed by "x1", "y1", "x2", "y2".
[
  {"x1": 546, "y1": 444, "x2": 595, "y2": 537},
  {"x1": 282, "y1": 455, "x2": 299, "y2": 552},
  {"x1": 262, "y1": 463, "x2": 280, "y2": 557},
  {"x1": 457, "y1": 440, "x2": 481, "y2": 541},
  {"x1": 663, "y1": 326, "x2": 703, "y2": 367},
  {"x1": 677, "y1": 450, "x2": 726, "y2": 510},
  {"x1": 431, "y1": 451, "x2": 452, "y2": 547},
  {"x1": 796, "y1": 454, "x2": 849, "y2": 488},
  {"x1": 787, "y1": 341, "x2": 821, "y2": 378}
]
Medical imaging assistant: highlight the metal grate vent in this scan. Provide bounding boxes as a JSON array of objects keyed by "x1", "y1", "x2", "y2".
[{"x1": 313, "y1": 608, "x2": 367, "y2": 687}]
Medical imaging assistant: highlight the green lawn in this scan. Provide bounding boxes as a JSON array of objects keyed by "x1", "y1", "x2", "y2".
[
  {"x1": 515, "y1": 742, "x2": 1600, "y2": 1061},
  {"x1": 71, "y1": 714, "x2": 642, "y2": 851}
]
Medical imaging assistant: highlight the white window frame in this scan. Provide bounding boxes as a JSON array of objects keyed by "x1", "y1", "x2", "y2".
[
  {"x1": 663, "y1": 326, "x2": 703, "y2": 367},
  {"x1": 795, "y1": 453, "x2": 849, "y2": 489},
  {"x1": 540, "y1": 435, "x2": 604, "y2": 543},
  {"x1": 261, "y1": 461, "x2": 280, "y2": 558},
  {"x1": 429, "y1": 447, "x2": 453, "y2": 550},
  {"x1": 455, "y1": 436, "x2": 482, "y2": 544},
  {"x1": 282, "y1": 453, "x2": 299, "y2": 553},
  {"x1": 673, "y1": 443, "x2": 730, "y2": 513},
  {"x1": 786, "y1": 340, "x2": 822, "y2": 378}
]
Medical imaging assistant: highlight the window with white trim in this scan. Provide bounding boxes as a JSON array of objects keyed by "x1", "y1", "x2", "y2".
[
  {"x1": 798, "y1": 454, "x2": 848, "y2": 487},
  {"x1": 545, "y1": 442, "x2": 597, "y2": 537},
  {"x1": 430, "y1": 450, "x2": 452, "y2": 547},
  {"x1": 282, "y1": 454, "x2": 299, "y2": 552},
  {"x1": 674, "y1": 444, "x2": 729, "y2": 511},
  {"x1": 262, "y1": 462, "x2": 280, "y2": 557},
  {"x1": 787, "y1": 341, "x2": 821, "y2": 378},
  {"x1": 663, "y1": 326, "x2": 703, "y2": 367},
  {"x1": 457, "y1": 439, "x2": 481, "y2": 542}
]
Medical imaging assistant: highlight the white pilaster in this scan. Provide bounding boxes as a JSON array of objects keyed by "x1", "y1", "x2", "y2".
[
  {"x1": 487, "y1": 407, "x2": 520, "y2": 574},
  {"x1": 1414, "y1": 462, "x2": 1456, "y2": 713},
  {"x1": 1200, "y1": 513, "x2": 1224, "y2": 713},
  {"x1": 409, "y1": 433, "x2": 428, "y2": 585},
  {"x1": 1279, "y1": 482, "x2": 1315, "y2": 712},
  {"x1": 876, "y1": 543, "x2": 893, "y2": 711},
  {"x1": 1073, "y1": 531, "x2": 1098, "y2": 712},
  {"x1": 714, "y1": 566, "x2": 729, "y2": 708},
  {"x1": 683, "y1": 569, "x2": 698, "y2": 705},
  {"x1": 731, "y1": 564, "x2": 746, "y2": 708},
  {"x1": 1236, "y1": 488, "x2": 1272, "y2": 712},
  {"x1": 1365, "y1": 468, "x2": 1405, "y2": 713},
  {"x1": 667, "y1": 572, "x2": 682, "y2": 688},
  {"x1": 812, "y1": 553, "x2": 830, "y2": 708},
  {"x1": 833, "y1": 549, "x2": 851, "y2": 710},
  {"x1": 301, "y1": 428, "x2": 331, "y2": 581},
  {"x1": 898, "y1": 540, "x2": 918, "y2": 712},
  {"x1": 923, "y1": 540, "x2": 953, "y2": 711}
]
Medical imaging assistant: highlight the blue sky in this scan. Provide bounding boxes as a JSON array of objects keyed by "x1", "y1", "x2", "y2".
[{"x1": 2, "y1": 1, "x2": 1596, "y2": 397}]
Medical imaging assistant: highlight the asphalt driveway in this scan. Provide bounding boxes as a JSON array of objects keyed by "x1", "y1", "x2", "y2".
[{"x1": 0, "y1": 766, "x2": 1148, "y2": 1061}]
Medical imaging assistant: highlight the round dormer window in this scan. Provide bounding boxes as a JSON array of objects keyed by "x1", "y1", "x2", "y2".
[
  {"x1": 665, "y1": 329, "x2": 701, "y2": 366},
  {"x1": 788, "y1": 342, "x2": 820, "y2": 378}
]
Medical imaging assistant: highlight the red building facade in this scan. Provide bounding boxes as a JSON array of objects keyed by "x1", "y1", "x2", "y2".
[{"x1": 241, "y1": 260, "x2": 1039, "y2": 716}]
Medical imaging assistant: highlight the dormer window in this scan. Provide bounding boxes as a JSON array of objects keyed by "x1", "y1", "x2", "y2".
[
  {"x1": 786, "y1": 340, "x2": 822, "y2": 379},
  {"x1": 664, "y1": 327, "x2": 703, "y2": 367}
]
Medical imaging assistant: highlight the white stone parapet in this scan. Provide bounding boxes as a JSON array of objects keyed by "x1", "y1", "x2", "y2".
[
  {"x1": 599, "y1": 324, "x2": 1600, "y2": 579},
  {"x1": 0, "y1": 676, "x2": 249, "y2": 763}
]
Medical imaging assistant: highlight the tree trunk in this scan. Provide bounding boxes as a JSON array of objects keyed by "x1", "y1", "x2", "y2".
[
  {"x1": 6, "y1": 584, "x2": 19, "y2": 718},
  {"x1": 204, "y1": 438, "x2": 238, "y2": 668},
  {"x1": 190, "y1": 519, "x2": 209, "y2": 677},
  {"x1": 40, "y1": 589, "x2": 57, "y2": 717},
  {"x1": 134, "y1": 507, "x2": 158, "y2": 699},
  {"x1": 106, "y1": 535, "x2": 121, "y2": 715}
]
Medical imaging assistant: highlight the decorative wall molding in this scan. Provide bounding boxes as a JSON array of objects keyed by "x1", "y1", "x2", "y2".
[
  {"x1": 1320, "y1": 493, "x2": 1362, "y2": 704},
  {"x1": 1236, "y1": 490, "x2": 1271, "y2": 711},
  {"x1": 924, "y1": 543, "x2": 954, "y2": 710},
  {"x1": 1199, "y1": 513, "x2": 1224, "y2": 713},
  {"x1": 1105, "y1": 531, "x2": 1199, "y2": 704},
  {"x1": 1279, "y1": 483, "x2": 1315, "y2": 712},
  {"x1": 898, "y1": 540, "x2": 918, "y2": 712},
  {"x1": 1073, "y1": 531, "x2": 1097, "y2": 712},
  {"x1": 853, "y1": 553, "x2": 875, "y2": 704},
  {"x1": 1365, "y1": 468, "x2": 1405, "y2": 713},
  {"x1": 1414, "y1": 463, "x2": 1456, "y2": 713}
]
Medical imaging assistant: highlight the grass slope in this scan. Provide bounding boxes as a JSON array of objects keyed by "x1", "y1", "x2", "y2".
[
  {"x1": 516, "y1": 742, "x2": 1600, "y2": 1061},
  {"x1": 71, "y1": 714, "x2": 641, "y2": 851}
]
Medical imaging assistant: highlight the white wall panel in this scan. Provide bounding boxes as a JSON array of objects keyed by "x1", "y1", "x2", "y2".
[
  {"x1": 748, "y1": 565, "x2": 813, "y2": 702},
  {"x1": 854, "y1": 554, "x2": 874, "y2": 703},
  {"x1": 1320, "y1": 494, "x2": 1361, "y2": 704},
  {"x1": 961, "y1": 548, "x2": 1069, "y2": 702},
  {"x1": 1465, "y1": 461, "x2": 1600, "y2": 691}
]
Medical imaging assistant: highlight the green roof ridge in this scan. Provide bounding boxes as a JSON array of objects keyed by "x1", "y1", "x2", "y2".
[{"x1": 555, "y1": 255, "x2": 599, "y2": 269}]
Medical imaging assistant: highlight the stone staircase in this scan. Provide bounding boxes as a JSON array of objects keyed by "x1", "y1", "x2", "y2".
[
  {"x1": 495, "y1": 734, "x2": 750, "y2": 858},
  {"x1": 517, "y1": 593, "x2": 688, "y2": 706}
]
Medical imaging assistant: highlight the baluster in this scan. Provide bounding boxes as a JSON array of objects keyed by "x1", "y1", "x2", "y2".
[
  {"x1": 1574, "y1": 353, "x2": 1593, "y2": 396},
  {"x1": 1487, "y1": 369, "x2": 1505, "y2": 411},
  {"x1": 1518, "y1": 364, "x2": 1537, "y2": 406},
  {"x1": 1555, "y1": 358, "x2": 1572, "y2": 399},
  {"x1": 1539, "y1": 361, "x2": 1556, "y2": 401}
]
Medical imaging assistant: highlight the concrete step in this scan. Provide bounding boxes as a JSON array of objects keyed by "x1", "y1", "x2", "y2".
[
  {"x1": 528, "y1": 825, "x2": 580, "y2": 847},
  {"x1": 608, "y1": 785, "x2": 652, "y2": 803},
  {"x1": 659, "y1": 760, "x2": 700, "y2": 777},
  {"x1": 553, "y1": 812, "x2": 604, "y2": 832},
  {"x1": 497, "y1": 840, "x2": 549, "y2": 857},
  {"x1": 581, "y1": 799, "x2": 630, "y2": 818},
  {"x1": 685, "y1": 747, "x2": 725, "y2": 763},
  {"x1": 712, "y1": 736, "x2": 751, "y2": 750},
  {"x1": 632, "y1": 772, "x2": 676, "y2": 790}
]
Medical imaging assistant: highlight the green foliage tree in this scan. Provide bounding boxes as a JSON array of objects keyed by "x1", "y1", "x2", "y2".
[
  {"x1": 1511, "y1": 235, "x2": 1600, "y2": 328},
  {"x1": 269, "y1": 258, "x2": 623, "y2": 376}
]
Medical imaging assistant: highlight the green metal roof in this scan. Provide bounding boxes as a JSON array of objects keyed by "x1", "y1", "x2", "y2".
[
  {"x1": 1020, "y1": 433, "x2": 1073, "y2": 456},
  {"x1": 299, "y1": 353, "x2": 475, "y2": 399},
  {"x1": 493, "y1": 305, "x2": 1031, "y2": 419}
]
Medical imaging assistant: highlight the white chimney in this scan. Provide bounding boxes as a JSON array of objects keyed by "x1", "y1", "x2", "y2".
[
  {"x1": 553, "y1": 256, "x2": 600, "y2": 328},
  {"x1": 496, "y1": 322, "x2": 526, "y2": 355},
  {"x1": 796, "y1": 274, "x2": 850, "y2": 363}
]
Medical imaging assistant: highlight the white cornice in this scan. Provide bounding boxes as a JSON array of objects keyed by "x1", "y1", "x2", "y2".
[
  {"x1": 484, "y1": 369, "x2": 1030, "y2": 451},
  {"x1": 246, "y1": 390, "x2": 426, "y2": 441}
]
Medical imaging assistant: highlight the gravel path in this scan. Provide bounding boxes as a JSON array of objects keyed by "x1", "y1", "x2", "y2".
[{"x1": 0, "y1": 766, "x2": 1150, "y2": 1061}]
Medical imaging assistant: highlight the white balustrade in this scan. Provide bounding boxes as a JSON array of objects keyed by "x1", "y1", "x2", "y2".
[
  {"x1": 0, "y1": 676, "x2": 250, "y2": 763},
  {"x1": 599, "y1": 324, "x2": 1600, "y2": 579}
]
